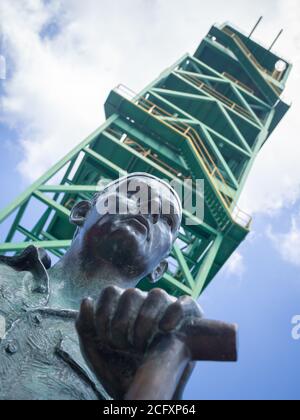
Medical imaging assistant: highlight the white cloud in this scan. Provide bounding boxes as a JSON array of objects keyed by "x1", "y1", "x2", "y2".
[
  {"x1": 0, "y1": 55, "x2": 6, "y2": 80},
  {"x1": 267, "y1": 212, "x2": 300, "y2": 267},
  {"x1": 0, "y1": 0, "x2": 300, "y2": 217},
  {"x1": 223, "y1": 252, "x2": 246, "y2": 278}
]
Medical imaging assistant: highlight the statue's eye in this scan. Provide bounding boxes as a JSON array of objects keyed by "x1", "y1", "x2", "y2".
[{"x1": 164, "y1": 215, "x2": 174, "y2": 230}]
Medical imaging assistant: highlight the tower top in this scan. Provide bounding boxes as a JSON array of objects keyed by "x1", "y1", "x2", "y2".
[{"x1": 195, "y1": 22, "x2": 292, "y2": 92}]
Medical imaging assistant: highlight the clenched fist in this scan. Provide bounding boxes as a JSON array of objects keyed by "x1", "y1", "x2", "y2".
[{"x1": 76, "y1": 286, "x2": 203, "y2": 400}]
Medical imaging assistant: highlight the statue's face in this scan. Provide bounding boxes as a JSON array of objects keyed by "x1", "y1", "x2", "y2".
[{"x1": 75, "y1": 175, "x2": 182, "y2": 283}]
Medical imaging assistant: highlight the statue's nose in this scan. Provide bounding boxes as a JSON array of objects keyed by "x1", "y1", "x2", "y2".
[
  {"x1": 148, "y1": 197, "x2": 161, "y2": 224},
  {"x1": 151, "y1": 213, "x2": 159, "y2": 225}
]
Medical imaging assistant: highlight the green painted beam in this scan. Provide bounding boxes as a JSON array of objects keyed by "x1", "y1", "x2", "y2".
[
  {"x1": 39, "y1": 185, "x2": 102, "y2": 193},
  {"x1": 153, "y1": 87, "x2": 213, "y2": 102},
  {"x1": 192, "y1": 235, "x2": 223, "y2": 298},
  {"x1": 230, "y1": 84, "x2": 263, "y2": 127},
  {"x1": 83, "y1": 147, "x2": 127, "y2": 177},
  {"x1": 5, "y1": 202, "x2": 28, "y2": 243},
  {"x1": 163, "y1": 273, "x2": 193, "y2": 296},
  {"x1": 33, "y1": 191, "x2": 71, "y2": 219},
  {"x1": 217, "y1": 103, "x2": 254, "y2": 154},
  {"x1": 0, "y1": 240, "x2": 72, "y2": 253},
  {"x1": 173, "y1": 243, "x2": 195, "y2": 289},
  {"x1": 205, "y1": 125, "x2": 252, "y2": 158}
]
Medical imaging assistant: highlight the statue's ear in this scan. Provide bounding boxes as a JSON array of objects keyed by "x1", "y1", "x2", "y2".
[
  {"x1": 70, "y1": 201, "x2": 92, "y2": 227},
  {"x1": 150, "y1": 260, "x2": 168, "y2": 284}
]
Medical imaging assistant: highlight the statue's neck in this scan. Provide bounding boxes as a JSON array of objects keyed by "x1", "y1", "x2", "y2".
[{"x1": 47, "y1": 247, "x2": 129, "y2": 311}]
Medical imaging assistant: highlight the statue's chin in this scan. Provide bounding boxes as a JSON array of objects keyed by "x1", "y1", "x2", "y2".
[
  {"x1": 94, "y1": 226, "x2": 144, "y2": 260},
  {"x1": 111, "y1": 223, "x2": 148, "y2": 244},
  {"x1": 81, "y1": 221, "x2": 149, "y2": 277}
]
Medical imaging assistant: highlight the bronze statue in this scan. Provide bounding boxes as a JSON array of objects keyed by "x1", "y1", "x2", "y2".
[{"x1": 0, "y1": 173, "x2": 237, "y2": 400}]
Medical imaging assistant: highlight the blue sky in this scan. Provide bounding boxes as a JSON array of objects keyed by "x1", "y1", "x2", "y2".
[
  {"x1": 188, "y1": 211, "x2": 300, "y2": 400},
  {"x1": 1, "y1": 0, "x2": 300, "y2": 400}
]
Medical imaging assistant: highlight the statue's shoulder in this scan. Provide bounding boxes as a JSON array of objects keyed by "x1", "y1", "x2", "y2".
[
  {"x1": 0, "y1": 308, "x2": 110, "y2": 401},
  {"x1": 0, "y1": 246, "x2": 51, "y2": 330},
  {"x1": 0, "y1": 245, "x2": 51, "y2": 273}
]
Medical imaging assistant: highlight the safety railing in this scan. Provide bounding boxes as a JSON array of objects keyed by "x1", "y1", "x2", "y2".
[
  {"x1": 105, "y1": 127, "x2": 123, "y2": 138},
  {"x1": 113, "y1": 84, "x2": 252, "y2": 229},
  {"x1": 105, "y1": 128, "x2": 184, "y2": 178},
  {"x1": 222, "y1": 72, "x2": 254, "y2": 95},
  {"x1": 222, "y1": 27, "x2": 282, "y2": 95},
  {"x1": 125, "y1": 138, "x2": 185, "y2": 178},
  {"x1": 177, "y1": 71, "x2": 259, "y2": 123},
  {"x1": 232, "y1": 206, "x2": 252, "y2": 229}
]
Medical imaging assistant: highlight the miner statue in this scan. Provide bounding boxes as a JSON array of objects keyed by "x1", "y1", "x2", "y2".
[{"x1": 0, "y1": 173, "x2": 237, "y2": 400}]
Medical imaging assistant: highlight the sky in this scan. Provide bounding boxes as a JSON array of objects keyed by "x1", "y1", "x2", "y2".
[{"x1": 0, "y1": 0, "x2": 300, "y2": 400}]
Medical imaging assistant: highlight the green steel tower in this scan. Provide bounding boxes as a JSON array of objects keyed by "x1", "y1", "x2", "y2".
[{"x1": 0, "y1": 22, "x2": 292, "y2": 298}]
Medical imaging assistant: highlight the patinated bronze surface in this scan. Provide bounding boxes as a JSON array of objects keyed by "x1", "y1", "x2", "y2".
[{"x1": 0, "y1": 173, "x2": 237, "y2": 400}]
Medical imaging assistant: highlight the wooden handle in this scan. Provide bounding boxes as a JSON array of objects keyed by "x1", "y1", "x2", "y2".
[
  {"x1": 183, "y1": 319, "x2": 238, "y2": 362},
  {"x1": 125, "y1": 319, "x2": 238, "y2": 400}
]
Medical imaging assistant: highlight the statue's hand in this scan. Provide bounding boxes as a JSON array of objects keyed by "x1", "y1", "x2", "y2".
[{"x1": 76, "y1": 286, "x2": 203, "y2": 399}]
